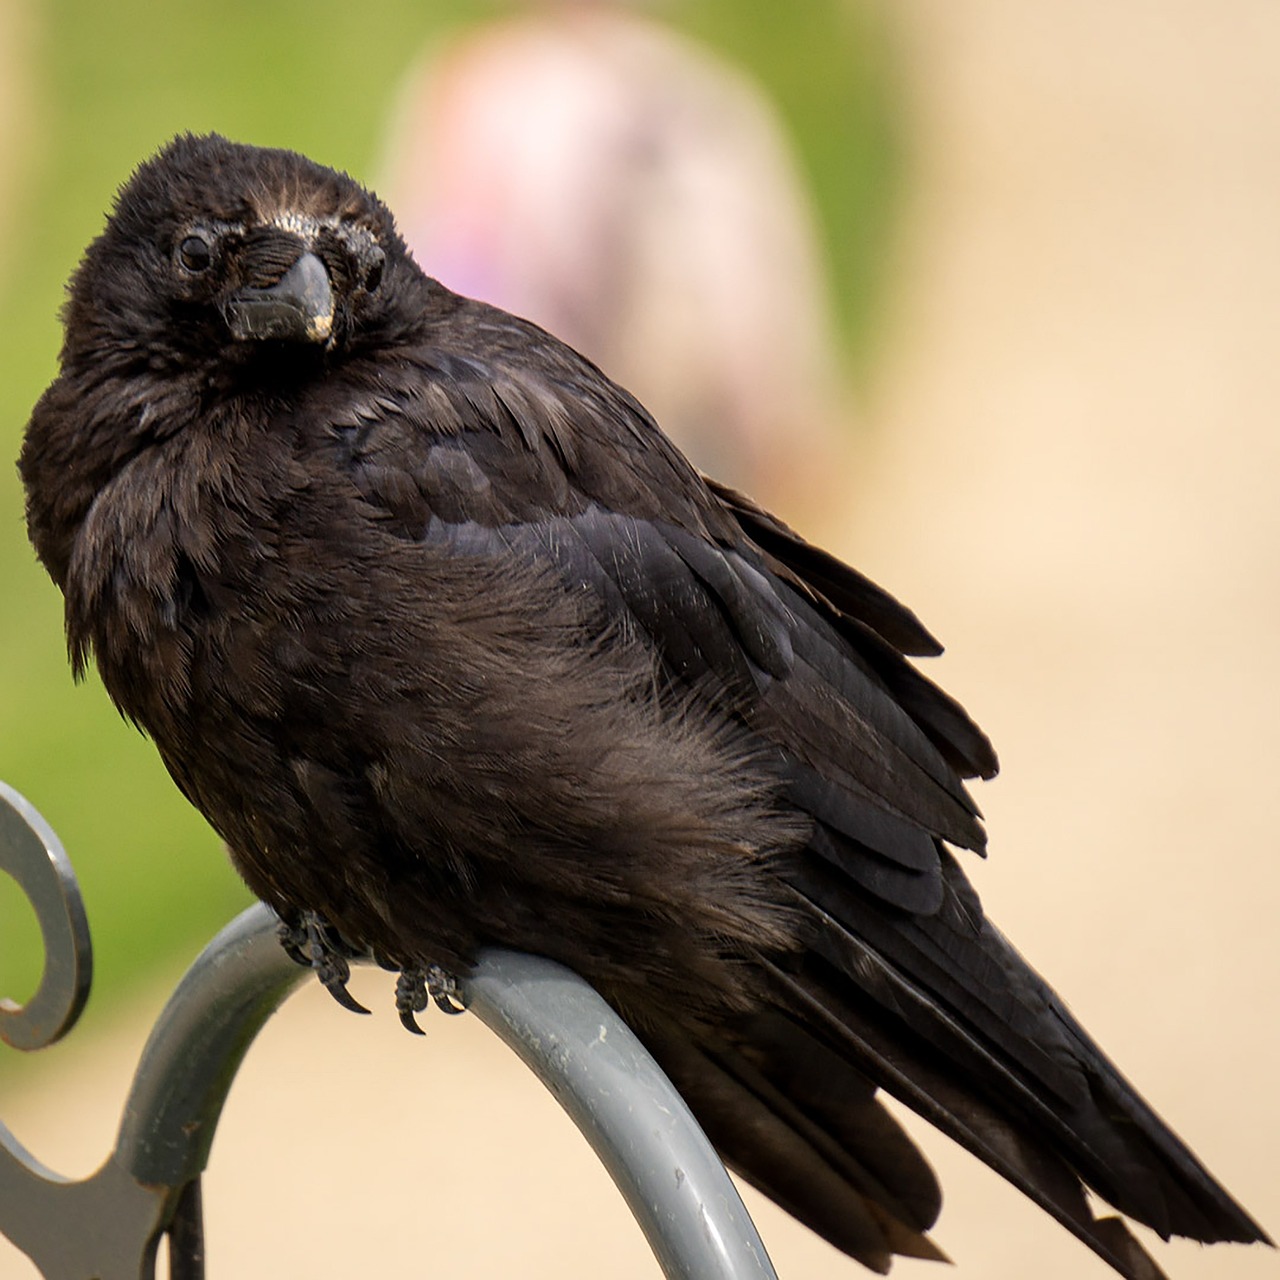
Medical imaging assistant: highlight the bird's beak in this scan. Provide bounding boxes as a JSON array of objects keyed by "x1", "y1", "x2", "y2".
[{"x1": 224, "y1": 251, "x2": 334, "y2": 343}]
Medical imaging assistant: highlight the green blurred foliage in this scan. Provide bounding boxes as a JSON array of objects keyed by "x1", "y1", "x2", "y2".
[{"x1": 0, "y1": 0, "x2": 904, "y2": 1050}]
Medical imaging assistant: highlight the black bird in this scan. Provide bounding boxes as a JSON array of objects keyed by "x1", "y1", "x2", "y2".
[{"x1": 19, "y1": 135, "x2": 1268, "y2": 1278}]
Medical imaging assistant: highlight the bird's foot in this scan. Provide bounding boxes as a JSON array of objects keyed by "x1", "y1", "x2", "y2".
[
  {"x1": 394, "y1": 967, "x2": 429, "y2": 1035},
  {"x1": 277, "y1": 911, "x2": 371, "y2": 1016},
  {"x1": 393, "y1": 963, "x2": 466, "y2": 1034},
  {"x1": 428, "y1": 964, "x2": 467, "y2": 1015}
]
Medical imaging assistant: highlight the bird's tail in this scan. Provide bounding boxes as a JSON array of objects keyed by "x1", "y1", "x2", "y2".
[{"x1": 646, "y1": 847, "x2": 1270, "y2": 1278}]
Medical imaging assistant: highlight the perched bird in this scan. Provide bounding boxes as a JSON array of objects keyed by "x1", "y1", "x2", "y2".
[{"x1": 20, "y1": 135, "x2": 1267, "y2": 1278}]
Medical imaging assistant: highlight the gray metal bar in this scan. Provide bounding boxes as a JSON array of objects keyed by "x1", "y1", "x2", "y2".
[
  {"x1": 115, "y1": 905, "x2": 311, "y2": 1188},
  {"x1": 467, "y1": 948, "x2": 780, "y2": 1280},
  {"x1": 119, "y1": 906, "x2": 779, "y2": 1278},
  {"x1": 0, "y1": 1138, "x2": 170, "y2": 1280},
  {"x1": 0, "y1": 781, "x2": 92, "y2": 1050},
  {"x1": 0, "y1": 895, "x2": 309, "y2": 1279}
]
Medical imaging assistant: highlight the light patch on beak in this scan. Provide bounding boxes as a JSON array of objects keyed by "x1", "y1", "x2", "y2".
[{"x1": 305, "y1": 306, "x2": 333, "y2": 343}]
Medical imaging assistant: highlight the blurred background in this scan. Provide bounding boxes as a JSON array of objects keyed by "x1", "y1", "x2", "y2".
[{"x1": 0, "y1": 1, "x2": 1276, "y2": 1277}]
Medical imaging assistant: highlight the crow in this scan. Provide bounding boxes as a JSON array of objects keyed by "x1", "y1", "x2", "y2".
[{"x1": 19, "y1": 134, "x2": 1268, "y2": 1277}]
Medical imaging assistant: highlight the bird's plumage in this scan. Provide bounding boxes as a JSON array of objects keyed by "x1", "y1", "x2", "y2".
[{"x1": 20, "y1": 135, "x2": 1268, "y2": 1277}]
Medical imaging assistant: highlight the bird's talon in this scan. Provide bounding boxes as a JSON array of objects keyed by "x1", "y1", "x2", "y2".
[
  {"x1": 278, "y1": 910, "x2": 370, "y2": 1014},
  {"x1": 276, "y1": 914, "x2": 312, "y2": 968},
  {"x1": 427, "y1": 964, "x2": 466, "y2": 1015},
  {"x1": 320, "y1": 961, "x2": 372, "y2": 1016},
  {"x1": 395, "y1": 967, "x2": 430, "y2": 1035}
]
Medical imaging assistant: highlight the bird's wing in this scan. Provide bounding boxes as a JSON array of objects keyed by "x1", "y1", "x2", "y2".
[
  {"x1": 322, "y1": 315, "x2": 1265, "y2": 1277},
  {"x1": 334, "y1": 324, "x2": 994, "y2": 908}
]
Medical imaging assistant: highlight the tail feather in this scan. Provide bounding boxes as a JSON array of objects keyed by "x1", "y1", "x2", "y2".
[
  {"x1": 733, "y1": 844, "x2": 1272, "y2": 1275},
  {"x1": 758, "y1": 956, "x2": 1173, "y2": 1280},
  {"x1": 641, "y1": 1011, "x2": 948, "y2": 1272},
  {"x1": 821, "y1": 891, "x2": 1264, "y2": 1240}
]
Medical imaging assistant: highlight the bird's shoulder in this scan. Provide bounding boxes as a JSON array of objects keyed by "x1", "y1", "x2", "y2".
[
  {"x1": 301, "y1": 295, "x2": 998, "y2": 870},
  {"x1": 318, "y1": 291, "x2": 737, "y2": 541}
]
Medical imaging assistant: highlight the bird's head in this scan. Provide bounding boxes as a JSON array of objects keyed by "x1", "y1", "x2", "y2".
[{"x1": 62, "y1": 133, "x2": 412, "y2": 378}]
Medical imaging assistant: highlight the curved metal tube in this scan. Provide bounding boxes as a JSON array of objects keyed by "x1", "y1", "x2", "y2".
[
  {"x1": 115, "y1": 905, "x2": 311, "y2": 1187},
  {"x1": 0, "y1": 781, "x2": 92, "y2": 1050},
  {"x1": 468, "y1": 948, "x2": 779, "y2": 1280},
  {"x1": 0, "y1": 896, "x2": 311, "y2": 1279}
]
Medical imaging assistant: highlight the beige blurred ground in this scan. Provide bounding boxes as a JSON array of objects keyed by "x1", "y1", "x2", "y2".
[{"x1": 3, "y1": 3, "x2": 1278, "y2": 1277}]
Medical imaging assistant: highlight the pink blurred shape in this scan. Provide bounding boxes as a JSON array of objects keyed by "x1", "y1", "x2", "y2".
[{"x1": 379, "y1": 7, "x2": 852, "y2": 519}]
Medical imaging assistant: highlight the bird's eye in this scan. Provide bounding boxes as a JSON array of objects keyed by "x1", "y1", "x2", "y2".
[
  {"x1": 364, "y1": 249, "x2": 385, "y2": 293},
  {"x1": 178, "y1": 235, "x2": 213, "y2": 273}
]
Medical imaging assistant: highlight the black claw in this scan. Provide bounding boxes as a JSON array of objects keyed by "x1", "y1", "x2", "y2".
[
  {"x1": 276, "y1": 914, "x2": 312, "y2": 968},
  {"x1": 277, "y1": 910, "x2": 370, "y2": 1015},
  {"x1": 278, "y1": 915, "x2": 465, "y2": 1027},
  {"x1": 395, "y1": 967, "x2": 430, "y2": 1035},
  {"x1": 321, "y1": 959, "x2": 372, "y2": 1015},
  {"x1": 427, "y1": 964, "x2": 466, "y2": 1015}
]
